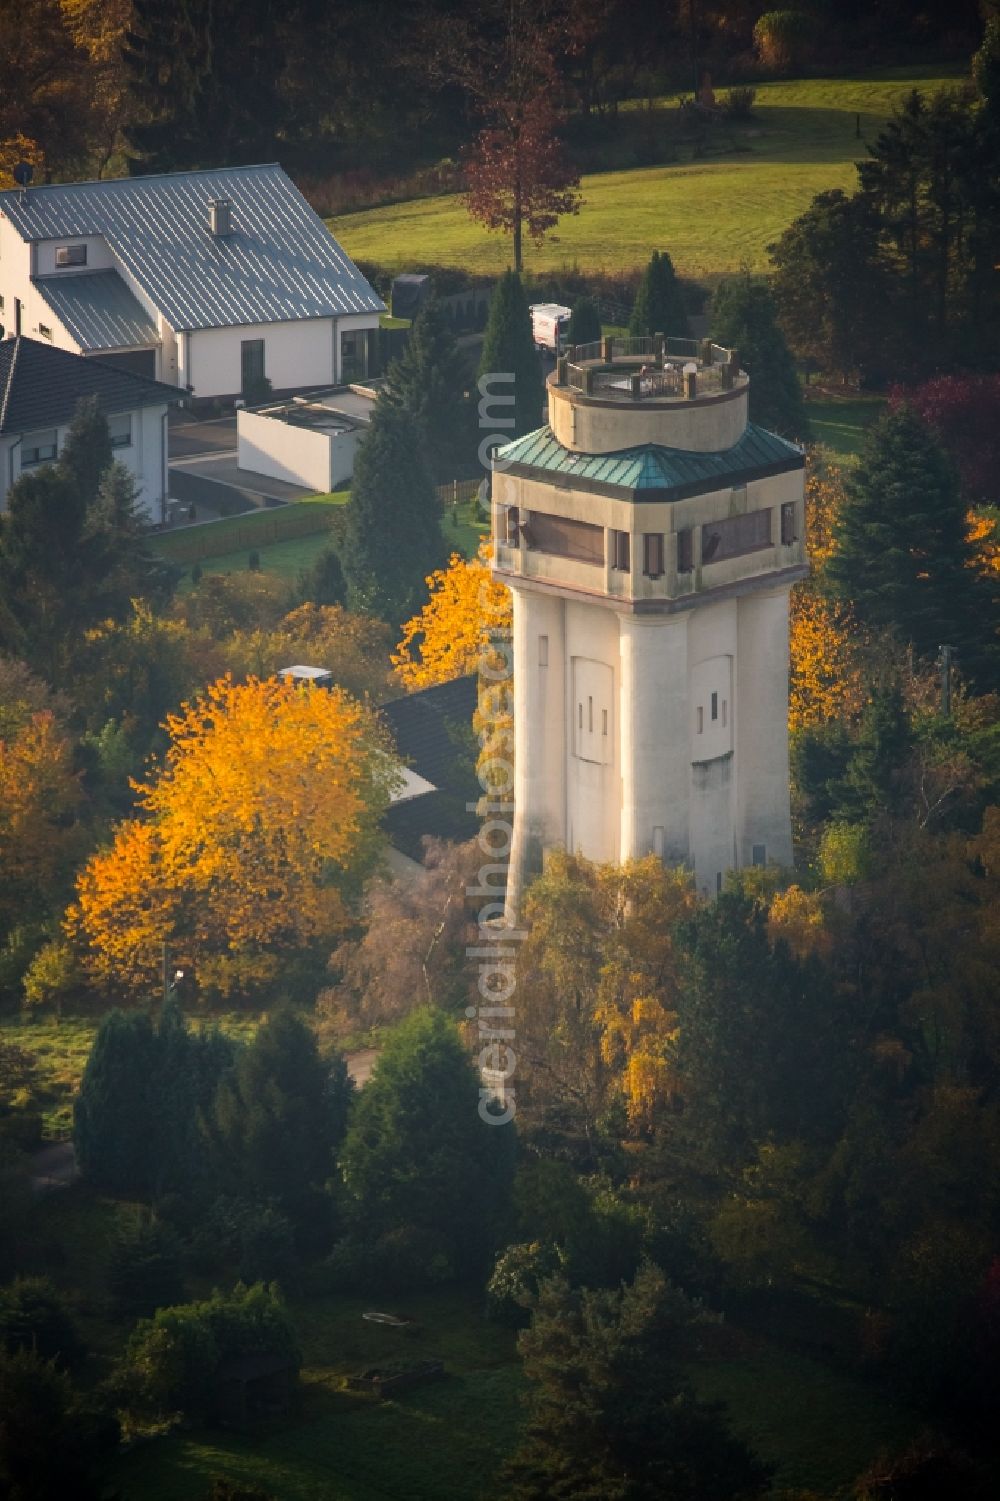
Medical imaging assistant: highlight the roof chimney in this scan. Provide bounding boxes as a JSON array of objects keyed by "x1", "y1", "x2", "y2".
[{"x1": 208, "y1": 198, "x2": 232, "y2": 237}]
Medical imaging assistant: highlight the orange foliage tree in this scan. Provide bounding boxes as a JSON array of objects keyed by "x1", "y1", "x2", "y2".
[
  {"x1": 67, "y1": 676, "x2": 394, "y2": 996},
  {"x1": 789, "y1": 459, "x2": 866, "y2": 731},
  {"x1": 0, "y1": 711, "x2": 83, "y2": 930},
  {"x1": 393, "y1": 541, "x2": 512, "y2": 690}
]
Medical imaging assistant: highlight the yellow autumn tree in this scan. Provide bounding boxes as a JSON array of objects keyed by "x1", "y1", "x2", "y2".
[
  {"x1": 393, "y1": 540, "x2": 511, "y2": 689},
  {"x1": 67, "y1": 676, "x2": 395, "y2": 996},
  {"x1": 788, "y1": 459, "x2": 865, "y2": 731},
  {"x1": 0, "y1": 710, "x2": 83, "y2": 929}
]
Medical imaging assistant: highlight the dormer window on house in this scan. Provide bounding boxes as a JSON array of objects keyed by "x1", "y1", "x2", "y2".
[{"x1": 55, "y1": 244, "x2": 87, "y2": 267}]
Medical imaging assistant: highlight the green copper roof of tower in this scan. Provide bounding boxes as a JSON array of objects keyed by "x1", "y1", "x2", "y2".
[{"x1": 494, "y1": 422, "x2": 804, "y2": 501}]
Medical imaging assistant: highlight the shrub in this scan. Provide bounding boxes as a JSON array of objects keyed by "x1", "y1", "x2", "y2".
[
  {"x1": 323, "y1": 1236, "x2": 367, "y2": 1293},
  {"x1": 116, "y1": 1283, "x2": 299, "y2": 1425},
  {"x1": 370, "y1": 1225, "x2": 454, "y2": 1293},
  {"x1": 190, "y1": 562, "x2": 203, "y2": 585},
  {"x1": 247, "y1": 549, "x2": 261, "y2": 572},
  {"x1": 753, "y1": 10, "x2": 812, "y2": 71},
  {"x1": 487, "y1": 1242, "x2": 561, "y2": 1328},
  {"x1": 22, "y1": 940, "x2": 83, "y2": 1014},
  {"x1": 106, "y1": 1214, "x2": 184, "y2": 1319},
  {"x1": 723, "y1": 86, "x2": 757, "y2": 119},
  {"x1": 0, "y1": 1276, "x2": 87, "y2": 1369},
  {"x1": 189, "y1": 1197, "x2": 296, "y2": 1285}
]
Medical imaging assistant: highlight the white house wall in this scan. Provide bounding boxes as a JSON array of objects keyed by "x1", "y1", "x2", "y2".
[
  {"x1": 237, "y1": 408, "x2": 360, "y2": 492},
  {"x1": 186, "y1": 317, "x2": 336, "y2": 398},
  {"x1": 0, "y1": 401, "x2": 169, "y2": 521}
]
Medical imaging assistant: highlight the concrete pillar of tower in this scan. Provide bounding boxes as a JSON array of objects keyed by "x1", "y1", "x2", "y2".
[
  {"x1": 506, "y1": 587, "x2": 566, "y2": 921},
  {"x1": 735, "y1": 586, "x2": 794, "y2": 869},
  {"x1": 618, "y1": 612, "x2": 690, "y2": 866}
]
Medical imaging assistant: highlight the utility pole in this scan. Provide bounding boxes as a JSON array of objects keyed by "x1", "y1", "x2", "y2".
[{"x1": 937, "y1": 644, "x2": 953, "y2": 716}]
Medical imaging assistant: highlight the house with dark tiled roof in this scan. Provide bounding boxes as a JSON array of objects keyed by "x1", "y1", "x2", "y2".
[
  {"x1": 0, "y1": 164, "x2": 384, "y2": 400},
  {"x1": 0, "y1": 335, "x2": 181, "y2": 519}
]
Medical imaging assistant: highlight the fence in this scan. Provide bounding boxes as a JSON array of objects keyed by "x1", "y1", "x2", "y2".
[
  {"x1": 153, "y1": 507, "x2": 340, "y2": 565},
  {"x1": 436, "y1": 478, "x2": 482, "y2": 508}
]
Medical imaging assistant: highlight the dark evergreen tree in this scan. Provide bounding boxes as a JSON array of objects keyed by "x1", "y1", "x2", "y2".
[
  {"x1": 74, "y1": 1010, "x2": 159, "y2": 1198},
  {"x1": 88, "y1": 462, "x2": 178, "y2": 612},
  {"x1": 769, "y1": 189, "x2": 892, "y2": 384},
  {"x1": 674, "y1": 894, "x2": 850, "y2": 1171},
  {"x1": 106, "y1": 1214, "x2": 184, "y2": 1319},
  {"x1": 566, "y1": 295, "x2": 601, "y2": 346},
  {"x1": 340, "y1": 1007, "x2": 514, "y2": 1270},
  {"x1": 711, "y1": 273, "x2": 809, "y2": 440},
  {"x1": 826, "y1": 403, "x2": 998, "y2": 687},
  {"x1": 0, "y1": 1278, "x2": 86, "y2": 1370},
  {"x1": 297, "y1": 547, "x2": 346, "y2": 607},
  {"x1": 832, "y1": 680, "x2": 914, "y2": 823},
  {"x1": 122, "y1": 0, "x2": 210, "y2": 171},
  {"x1": 340, "y1": 396, "x2": 446, "y2": 626},
  {"x1": 504, "y1": 1263, "x2": 770, "y2": 1501},
  {"x1": 74, "y1": 1005, "x2": 233, "y2": 1200},
  {"x1": 385, "y1": 294, "x2": 473, "y2": 482},
  {"x1": 628, "y1": 249, "x2": 689, "y2": 340},
  {"x1": 0, "y1": 399, "x2": 171, "y2": 677},
  {"x1": 124, "y1": 0, "x2": 289, "y2": 170},
  {"x1": 0, "y1": 1347, "x2": 105, "y2": 1501},
  {"x1": 207, "y1": 1010, "x2": 351, "y2": 1232},
  {"x1": 478, "y1": 270, "x2": 545, "y2": 440},
  {"x1": 58, "y1": 396, "x2": 112, "y2": 515}
]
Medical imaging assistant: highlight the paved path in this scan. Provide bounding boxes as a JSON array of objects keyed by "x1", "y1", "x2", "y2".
[{"x1": 28, "y1": 1140, "x2": 78, "y2": 1195}]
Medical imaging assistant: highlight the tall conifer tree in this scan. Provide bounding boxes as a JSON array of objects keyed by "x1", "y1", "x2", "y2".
[
  {"x1": 478, "y1": 270, "x2": 545, "y2": 440},
  {"x1": 826, "y1": 403, "x2": 998, "y2": 687},
  {"x1": 629, "y1": 249, "x2": 689, "y2": 339},
  {"x1": 341, "y1": 396, "x2": 445, "y2": 626},
  {"x1": 385, "y1": 295, "x2": 472, "y2": 483},
  {"x1": 712, "y1": 273, "x2": 809, "y2": 440}
]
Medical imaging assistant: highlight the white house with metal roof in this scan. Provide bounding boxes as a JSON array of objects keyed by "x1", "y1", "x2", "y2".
[{"x1": 0, "y1": 164, "x2": 384, "y2": 401}]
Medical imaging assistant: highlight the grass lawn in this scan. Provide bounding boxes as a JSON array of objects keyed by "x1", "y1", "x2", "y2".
[
  {"x1": 690, "y1": 1343, "x2": 921, "y2": 1497},
  {"x1": 805, "y1": 393, "x2": 886, "y2": 458},
  {"x1": 105, "y1": 1288, "x2": 525, "y2": 1501},
  {"x1": 179, "y1": 531, "x2": 338, "y2": 583},
  {"x1": 331, "y1": 67, "x2": 963, "y2": 280}
]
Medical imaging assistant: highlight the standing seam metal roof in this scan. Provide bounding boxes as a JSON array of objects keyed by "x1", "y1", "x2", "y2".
[
  {"x1": 0, "y1": 164, "x2": 385, "y2": 332},
  {"x1": 494, "y1": 423, "x2": 804, "y2": 497},
  {"x1": 34, "y1": 271, "x2": 158, "y2": 352}
]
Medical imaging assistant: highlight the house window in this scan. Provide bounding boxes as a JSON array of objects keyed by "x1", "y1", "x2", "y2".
[
  {"x1": 643, "y1": 533, "x2": 664, "y2": 577},
  {"x1": 538, "y1": 635, "x2": 548, "y2": 667},
  {"x1": 676, "y1": 527, "x2": 693, "y2": 573},
  {"x1": 240, "y1": 338, "x2": 265, "y2": 395},
  {"x1": 37, "y1": 324, "x2": 52, "y2": 340},
  {"x1": 752, "y1": 844, "x2": 766, "y2": 867},
  {"x1": 602, "y1": 708, "x2": 608, "y2": 736},
  {"x1": 721, "y1": 698, "x2": 728, "y2": 728},
  {"x1": 781, "y1": 501, "x2": 797, "y2": 544},
  {"x1": 22, "y1": 429, "x2": 57, "y2": 466},
  {"x1": 505, "y1": 505, "x2": 521, "y2": 546},
  {"x1": 700, "y1": 508, "x2": 772, "y2": 564},
  {"x1": 610, "y1": 529, "x2": 630, "y2": 572},
  {"x1": 55, "y1": 243, "x2": 87, "y2": 268},
  {"x1": 711, "y1": 691, "x2": 718, "y2": 721},
  {"x1": 340, "y1": 329, "x2": 369, "y2": 382},
  {"x1": 108, "y1": 413, "x2": 132, "y2": 449},
  {"x1": 696, "y1": 706, "x2": 704, "y2": 734}
]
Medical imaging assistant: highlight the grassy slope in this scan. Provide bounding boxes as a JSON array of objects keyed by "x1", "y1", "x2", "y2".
[
  {"x1": 805, "y1": 394, "x2": 886, "y2": 456},
  {"x1": 105, "y1": 1289, "x2": 523, "y2": 1501},
  {"x1": 331, "y1": 67, "x2": 963, "y2": 279}
]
